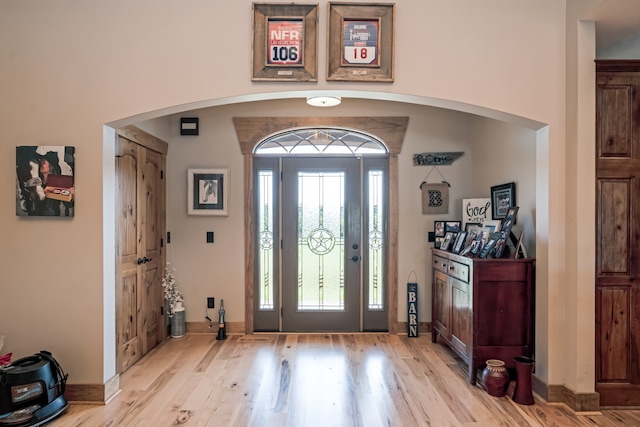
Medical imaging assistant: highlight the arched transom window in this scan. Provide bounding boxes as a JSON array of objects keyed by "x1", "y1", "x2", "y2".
[{"x1": 254, "y1": 127, "x2": 388, "y2": 155}]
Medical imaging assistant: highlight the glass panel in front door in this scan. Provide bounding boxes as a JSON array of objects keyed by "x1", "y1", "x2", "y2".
[
  {"x1": 282, "y1": 158, "x2": 360, "y2": 331},
  {"x1": 297, "y1": 171, "x2": 345, "y2": 311}
]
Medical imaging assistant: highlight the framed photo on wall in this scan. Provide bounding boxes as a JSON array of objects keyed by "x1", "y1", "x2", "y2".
[
  {"x1": 188, "y1": 168, "x2": 229, "y2": 216},
  {"x1": 252, "y1": 3, "x2": 318, "y2": 81},
  {"x1": 327, "y1": 2, "x2": 395, "y2": 82},
  {"x1": 491, "y1": 182, "x2": 516, "y2": 220}
]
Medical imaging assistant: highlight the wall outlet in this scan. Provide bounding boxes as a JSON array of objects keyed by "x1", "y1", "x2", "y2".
[{"x1": 207, "y1": 297, "x2": 215, "y2": 308}]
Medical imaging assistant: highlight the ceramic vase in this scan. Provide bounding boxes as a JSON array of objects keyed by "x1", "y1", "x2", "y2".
[
  {"x1": 513, "y1": 356, "x2": 535, "y2": 405},
  {"x1": 482, "y1": 359, "x2": 510, "y2": 397},
  {"x1": 170, "y1": 306, "x2": 186, "y2": 338}
]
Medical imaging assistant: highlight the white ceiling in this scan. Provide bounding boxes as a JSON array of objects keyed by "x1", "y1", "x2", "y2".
[{"x1": 587, "y1": 0, "x2": 640, "y2": 53}]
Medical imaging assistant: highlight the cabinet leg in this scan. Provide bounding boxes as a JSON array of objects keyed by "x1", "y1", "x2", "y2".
[{"x1": 431, "y1": 331, "x2": 437, "y2": 343}]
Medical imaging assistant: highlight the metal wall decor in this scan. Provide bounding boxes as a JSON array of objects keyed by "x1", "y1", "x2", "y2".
[{"x1": 413, "y1": 152, "x2": 464, "y2": 166}]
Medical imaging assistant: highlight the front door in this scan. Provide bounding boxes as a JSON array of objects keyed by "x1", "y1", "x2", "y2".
[
  {"x1": 282, "y1": 157, "x2": 361, "y2": 331},
  {"x1": 253, "y1": 155, "x2": 388, "y2": 332}
]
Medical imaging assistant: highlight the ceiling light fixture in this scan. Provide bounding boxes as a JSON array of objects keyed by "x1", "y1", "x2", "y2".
[{"x1": 306, "y1": 96, "x2": 342, "y2": 107}]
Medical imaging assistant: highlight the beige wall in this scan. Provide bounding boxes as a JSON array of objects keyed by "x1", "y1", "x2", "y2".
[{"x1": 0, "y1": 0, "x2": 616, "y2": 397}]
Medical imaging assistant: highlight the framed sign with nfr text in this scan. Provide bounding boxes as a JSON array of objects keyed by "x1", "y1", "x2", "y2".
[{"x1": 252, "y1": 3, "x2": 318, "y2": 81}]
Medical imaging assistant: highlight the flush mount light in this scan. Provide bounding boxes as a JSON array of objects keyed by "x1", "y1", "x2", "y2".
[{"x1": 306, "y1": 96, "x2": 342, "y2": 107}]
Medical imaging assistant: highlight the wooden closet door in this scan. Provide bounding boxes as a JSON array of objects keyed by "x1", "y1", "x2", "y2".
[
  {"x1": 116, "y1": 130, "x2": 166, "y2": 373},
  {"x1": 596, "y1": 61, "x2": 640, "y2": 406}
]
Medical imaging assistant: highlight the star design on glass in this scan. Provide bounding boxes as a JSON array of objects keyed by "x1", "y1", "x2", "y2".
[
  {"x1": 259, "y1": 230, "x2": 273, "y2": 250},
  {"x1": 369, "y1": 230, "x2": 383, "y2": 250},
  {"x1": 307, "y1": 227, "x2": 335, "y2": 255}
]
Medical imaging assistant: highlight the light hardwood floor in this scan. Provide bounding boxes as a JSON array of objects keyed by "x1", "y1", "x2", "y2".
[{"x1": 51, "y1": 333, "x2": 640, "y2": 426}]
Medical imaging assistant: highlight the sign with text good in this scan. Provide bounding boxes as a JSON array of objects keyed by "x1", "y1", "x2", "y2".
[{"x1": 463, "y1": 198, "x2": 492, "y2": 228}]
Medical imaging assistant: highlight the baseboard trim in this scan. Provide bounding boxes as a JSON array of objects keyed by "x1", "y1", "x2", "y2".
[
  {"x1": 534, "y1": 376, "x2": 600, "y2": 411},
  {"x1": 187, "y1": 321, "x2": 245, "y2": 334},
  {"x1": 65, "y1": 374, "x2": 119, "y2": 404}
]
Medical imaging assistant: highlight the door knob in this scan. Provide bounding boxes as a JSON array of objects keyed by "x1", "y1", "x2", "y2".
[{"x1": 350, "y1": 255, "x2": 360, "y2": 262}]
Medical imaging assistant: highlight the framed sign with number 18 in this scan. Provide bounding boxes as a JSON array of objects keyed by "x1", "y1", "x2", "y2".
[
  {"x1": 328, "y1": 3, "x2": 394, "y2": 82},
  {"x1": 342, "y1": 19, "x2": 380, "y2": 67}
]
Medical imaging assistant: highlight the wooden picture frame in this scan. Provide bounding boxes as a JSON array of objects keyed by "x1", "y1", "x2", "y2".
[
  {"x1": 327, "y1": 2, "x2": 395, "y2": 82},
  {"x1": 252, "y1": 3, "x2": 318, "y2": 81},
  {"x1": 187, "y1": 168, "x2": 229, "y2": 216},
  {"x1": 491, "y1": 182, "x2": 516, "y2": 220}
]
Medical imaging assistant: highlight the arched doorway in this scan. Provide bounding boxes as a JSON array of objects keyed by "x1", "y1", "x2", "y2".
[{"x1": 234, "y1": 116, "x2": 408, "y2": 333}]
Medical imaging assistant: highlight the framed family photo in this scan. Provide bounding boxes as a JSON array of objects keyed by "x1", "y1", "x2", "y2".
[
  {"x1": 187, "y1": 168, "x2": 229, "y2": 216},
  {"x1": 491, "y1": 182, "x2": 516, "y2": 220}
]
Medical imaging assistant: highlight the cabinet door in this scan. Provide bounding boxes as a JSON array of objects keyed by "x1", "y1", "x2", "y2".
[
  {"x1": 596, "y1": 64, "x2": 640, "y2": 405},
  {"x1": 432, "y1": 269, "x2": 450, "y2": 340},
  {"x1": 450, "y1": 276, "x2": 471, "y2": 358}
]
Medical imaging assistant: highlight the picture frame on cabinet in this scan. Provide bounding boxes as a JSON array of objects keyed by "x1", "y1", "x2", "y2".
[
  {"x1": 435, "y1": 237, "x2": 444, "y2": 249},
  {"x1": 514, "y1": 230, "x2": 527, "y2": 259},
  {"x1": 327, "y1": 2, "x2": 395, "y2": 82},
  {"x1": 493, "y1": 206, "x2": 518, "y2": 258},
  {"x1": 445, "y1": 221, "x2": 461, "y2": 233},
  {"x1": 252, "y1": 3, "x2": 318, "y2": 81},
  {"x1": 434, "y1": 220, "x2": 446, "y2": 237},
  {"x1": 187, "y1": 168, "x2": 229, "y2": 216},
  {"x1": 465, "y1": 222, "x2": 481, "y2": 232},
  {"x1": 482, "y1": 220, "x2": 502, "y2": 233},
  {"x1": 491, "y1": 182, "x2": 516, "y2": 220},
  {"x1": 479, "y1": 232, "x2": 501, "y2": 259},
  {"x1": 441, "y1": 232, "x2": 455, "y2": 251},
  {"x1": 452, "y1": 231, "x2": 467, "y2": 254}
]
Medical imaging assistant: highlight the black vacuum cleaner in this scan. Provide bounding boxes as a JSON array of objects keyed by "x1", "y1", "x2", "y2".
[{"x1": 0, "y1": 351, "x2": 68, "y2": 426}]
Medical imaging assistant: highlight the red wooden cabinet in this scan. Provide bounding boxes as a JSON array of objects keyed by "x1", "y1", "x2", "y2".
[{"x1": 431, "y1": 249, "x2": 535, "y2": 384}]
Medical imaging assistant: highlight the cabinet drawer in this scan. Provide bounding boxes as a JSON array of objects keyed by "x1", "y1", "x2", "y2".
[
  {"x1": 448, "y1": 260, "x2": 470, "y2": 283},
  {"x1": 433, "y1": 255, "x2": 448, "y2": 274}
]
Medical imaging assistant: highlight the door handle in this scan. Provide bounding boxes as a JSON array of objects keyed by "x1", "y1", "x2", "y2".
[
  {"x1": 137, "y1": 257, "x2": 153, "y2": 265},
  {"x1": 350, "y1": 255, "x2": 360, "y2": 262}
]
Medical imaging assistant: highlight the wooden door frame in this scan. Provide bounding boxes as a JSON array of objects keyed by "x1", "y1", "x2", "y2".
[{"x1": 233, "y1": 117, "x2": 408, "y2": 333}]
